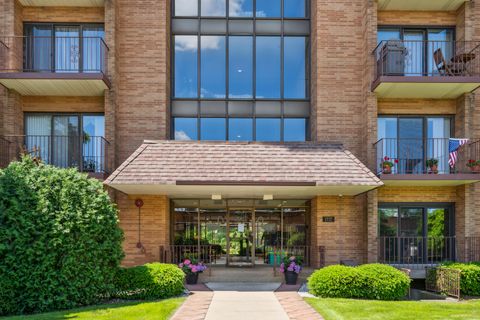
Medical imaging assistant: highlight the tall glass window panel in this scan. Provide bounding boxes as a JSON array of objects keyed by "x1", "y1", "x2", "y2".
[
  {"x1": 256, "y1": 0, "x2": 280, "y2": 17},
  {"x1": 201, "y1": 118, "x2": 226, "y2": 140},
  {"x1": 229, "y1": 0, "x2": 253, "y2": 17},
  {"x1": 25, "y1": 25, "x2": 52, "y2": 72},
  {"x1": 399, "y1": 208, "x2": 423, "y2": 237},
  {"x1": 55, "y1": 26, "x2": 80, "y2": 72},
  {"x1": 82, "y1": 115, "x2": 105, "y2": 172},
  {"x1": 25, "y1": 115, "x2": 52, "y2": 163},
  {"x1": 403, "y1": 30, "x2": 425, "y2": 76},
  {"x1": 427, "y1": 29, "x2": 454, "y2": 75},
  {"x1": 284, "y1": 0, "x2": 305, "y2": 18},
  {"x1": 175, "y1": 0, "x2": 198, "y2": 16},
  {"x1": 379, "y1": 208, "x2": 398, "y2": 237},
  {"x1": 175, "y1": 36, "x2": 198, "y2": 98},
  {"x1": 284, "y1": 37, "x2": 307, "y2": 99},
  {"x1": 82, "y1": 26, "x2": 104, "y2": 73},
  {"x1": 377, "y1": 117, "x2": 398, "y2": 172},
  {"x1": 52, "y1": 116, "x2": 80, "y2": 168},
  {"x1": 284, "y1": 118, "x2": 306, "y2": 142},
  {"x1": 427, "y1": 118, "x2": 451, "y2": 174},
  {"x1": 229, "y1": 118, "x2": 253, "y2": 141},
  {"x1": 174, "y1": 118, "x2": 198, "y2": 140},
  {"x1": 398, "y1": 118, "x2": 423, "y2": 174},
  {"x1": 377, "y1": 28, "x2": 401, "y2": 44},
  {"x1": 256, "y1": 118, "x2": 280, "y2": 141},
  {"x1": 201, "y1": 36, "x2": 226, "y2": 98},
  {"x1": 229, "y1": 36, "x2": 253, "y2": 98},
  {"x1": 256, "y1": 37, "x2": 280, "y2": 99},
  {"x1": 201, "y1": 0, "x2": 226, "y2": 16}
]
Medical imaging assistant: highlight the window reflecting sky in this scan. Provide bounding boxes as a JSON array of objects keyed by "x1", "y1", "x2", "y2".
[
  {"x1": 201, "y1": 118, "x2": 226, "y2": 140},
  {"x1": 229, "y1": 0, "x2": 253, "y2": 17},
  {"x1": 284, "y1": 37, "x2": 306, "y2": 99},
  {"x1": 256, "y1": 118, "x2": 281, "y2": 141},
  {"x1": 284, "y1": 0, "x2": 305, "y2": 17},
  {"x1": 256, "y1": 37, "x2": 281, "y2": 99},
  {"x1": 175, "y1": 36, "x2": 197, "y2": 98},
  {"x1": 229, "y1": 36, "x2": 253, "y2": 98},
  {"x1": 256, "y1": 0, "x2": 280, "y2": 17},
  {"x1": 284, "y1": 118, "x2": 306, "y2": 142},
  {"x1": 201, "y1": 0, "x2": 226, "y2": 16},
  {"x1": 175, "y1": 0, "x2": 198, "y2": 16},
  {"x1": 201, "y1": 36, "x2": 226, "y2": 98},
  {"x1": 175, "y1": 118, "x2": 198, "y2": 140},
  {"x1": 229, "y1": 118, "x2": 253, "y2": 141}
]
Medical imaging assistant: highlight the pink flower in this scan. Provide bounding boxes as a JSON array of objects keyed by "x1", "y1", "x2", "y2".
[
  {"x1": 178, "y1": 263, "x2": 184, "y2": 268},
  {"x1": 191, "y1": 267, "x2": 198, "y2": 273},
  {"x1": 184, "y1": 259, "x2": 191, "y2": 265}
]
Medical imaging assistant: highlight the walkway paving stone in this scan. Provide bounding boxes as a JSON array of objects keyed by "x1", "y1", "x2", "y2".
[
  {"x1": 275, "y1": 292, "x2": 324, "y2": 320},
  {"x1": 171, "y1": 291, "x2": 214, "y2": 320}
]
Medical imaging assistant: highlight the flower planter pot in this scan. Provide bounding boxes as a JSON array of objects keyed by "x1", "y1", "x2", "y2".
[
  {"x1": 284, "y1": 271, "x2": 298, "y2": 285},
  {"x1": 382, "y1": 166, "x2": 392, "y2": 174},
  {"x1": 469, "y1": 165, "x2": 480, "y2": 173},
  {"x1": 428, "y1": 165, "x2": 438, "y2": 174},
  {"x1": 186, "y1": 272, "x2": 199, "y2": 285}
]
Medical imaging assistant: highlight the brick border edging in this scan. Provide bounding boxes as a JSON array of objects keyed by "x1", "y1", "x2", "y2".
[
  {"x1": 170, "y1": 291, "x2": 214, "y2": 320},
  {"x1": 275, "y1": 292, "x2": 324, "y2": 320}
]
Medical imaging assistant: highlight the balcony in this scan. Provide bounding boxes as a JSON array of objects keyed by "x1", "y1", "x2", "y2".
[
  {"x1": 374, "y1": 138, "x2": 480, "y2": 186},
  {"x1": 372, "y1": 40, "x2": 480, "y2": 99},
  {"x1": 377, "y1": 0, "x2": 469, "y2": 11},
  {"x1": 18, "y1": 0, "x2": 104, "y2": 6},
  {"x1": 0, "y1": 36, "x2": 110, "y2": 96},
  {"x1": 0, "y1": 135, "x2": 110, "y2": 179}
]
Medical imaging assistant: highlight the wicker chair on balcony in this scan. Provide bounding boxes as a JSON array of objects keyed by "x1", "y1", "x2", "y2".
[{"x1": 434, "y1": 48, "x2": 464, "y2": 76}]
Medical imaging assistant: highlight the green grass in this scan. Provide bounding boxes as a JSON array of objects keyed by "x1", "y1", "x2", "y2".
[
  {"x1": 1, "y1": 297, "x2": 186, "y2": 320},
  {"x1": 305, "y1": 298, "x2": 480, "y2": 320}
]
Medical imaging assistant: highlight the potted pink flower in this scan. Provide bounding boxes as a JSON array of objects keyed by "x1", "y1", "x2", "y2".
[
  {"x1": 280, "y1": 256, "x2": 303, "y2": 285},
  {"x1": 178, "y1": 259, "x2": 207, "y2": 285},
  {"x1": 380, "y1": 156, "x2": 398, "y2": 174},
  {"x1": 467, "y1": 159, "x2": 480, "y2": 173}
]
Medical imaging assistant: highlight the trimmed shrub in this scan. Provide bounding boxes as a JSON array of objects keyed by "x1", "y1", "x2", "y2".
[
  {"x1": 441, "y1": 262, "x2": 480, "y2": 296},
  {"x1": 113, "y1": 263, "x2": 185, "y2": 300},
  {"x1": 308, "y1": 264, "x2": 410, "y2": 300},
  {"x1": 357, "y1": 264, "x2": 410, "y2": 300},
  {"x1": 0, "y1": 158, "x2": 124, "y2": 315}
]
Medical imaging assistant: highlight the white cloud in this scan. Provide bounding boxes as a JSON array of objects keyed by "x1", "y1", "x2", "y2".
[
  {"x1": 201, "y1": 0, "x2": 226, "y2": 16},
  {"x1": 229, "y1": 0, "x2": 254, "y2": 17},
  {"x1": 175, "y1": 130, "x2": 193, "y2": 141},
  {"x1": 175, "y1": 0, "x2": 198, "y2": 16},
  {"x1": 175, "y1": 36, "x2": 222, "y2": 52}
]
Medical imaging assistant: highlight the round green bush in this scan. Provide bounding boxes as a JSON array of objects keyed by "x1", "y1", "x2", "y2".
[
  {"x1": 442, "y1": 262, "x2": 480, "y2": 296},
  {"x1": 113, "y1": 263, "x2": 185, "y2": 300},
  {"x1": 357, "y1": 264, "x2": 410, "y2": 300},
  {"x1": 308, "y1": 264, "x2": 410, "y2": 300},
  {"x1": 0, "y1": 158, "x2": 124, "y2": 315}
]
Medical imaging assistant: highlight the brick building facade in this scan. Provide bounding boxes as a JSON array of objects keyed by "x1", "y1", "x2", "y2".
[{"x1": 1, "y1": 0, "x2": 479, "y2": 274}]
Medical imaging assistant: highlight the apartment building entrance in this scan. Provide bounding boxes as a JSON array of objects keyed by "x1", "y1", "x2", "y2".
[{"x1": 171, "y1": 199, "x2": 309, "y2": 268}]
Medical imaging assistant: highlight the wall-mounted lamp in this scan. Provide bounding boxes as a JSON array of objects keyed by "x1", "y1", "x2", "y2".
[
  {"x1": 263, "y1": 194, "x2": 273, "y2": 201},
  {"x1": 212, "y1": 194, "x2": 222, "y2": 200}
]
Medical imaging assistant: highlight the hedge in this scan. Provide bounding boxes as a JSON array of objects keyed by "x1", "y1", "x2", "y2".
[
  {"x1": 0, "y1": 158, "x2": 124, "y2": 315},
  {"x1": 112, "y1": 263, "x2": 185, "y2": 300},
  {"x1": 308, "y1": 264, "x2": 410, "y2": 300},
  {"x1": 441, "y1": 262, "x2": 480, "y2": 296}
]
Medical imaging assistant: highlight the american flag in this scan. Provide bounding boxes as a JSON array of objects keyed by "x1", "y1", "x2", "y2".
[{"x1": 449, "y1": 138, "x2": 469, "y2": 168}]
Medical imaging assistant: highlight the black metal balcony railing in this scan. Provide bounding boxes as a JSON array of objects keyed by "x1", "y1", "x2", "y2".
[
  {"x1": 374, "y1": 40, "x2": 480, "y2": 80},
  {"x1": 0, "y1": 36, "x2": 108, "y2": 74},
  {"x1": 374, "y1": 138, "x2": 480, "y2": 175},
  {"x1": 378, "y1": 236, "x2": 456, "y2": 268},
  {"x1": 0, "y1": 135, "x2": 109, "y2": 174}
]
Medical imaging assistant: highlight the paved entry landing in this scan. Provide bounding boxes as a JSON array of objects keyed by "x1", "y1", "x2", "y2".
[{"x1": 173, "y1": 282, "x2": 323, "y2": 320}]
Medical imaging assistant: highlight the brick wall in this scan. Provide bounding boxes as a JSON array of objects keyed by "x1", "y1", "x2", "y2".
[
  {"x1": 311, "y1": 195, "x2": 367, "y2": 266},
  {"x1": 22, "y1": 6, "x2": 104, "y2": 23},
  {"x1": 377, "y1": 11, "x2": 456, "y2": 26},
  {"x1": 378, "y1": 99, "x2": 457, "y2": 115},
  {"x1": 22, "y1": 96, "x2": 104, "y2": 112},
  {"x1": 117, "y1": 194, "x2": 170, "y2": 267},
  {"x1": 378, "y1": 186, "x2": 457, "y2": 203}
]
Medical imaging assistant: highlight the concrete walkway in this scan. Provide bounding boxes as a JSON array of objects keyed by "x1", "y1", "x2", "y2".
[{"x1": 171, "y1": 282, "x2": 323, "y2": 320}]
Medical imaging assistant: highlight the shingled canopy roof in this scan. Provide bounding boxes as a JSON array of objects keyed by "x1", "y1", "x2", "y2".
[{"x1": 105, "y1": 141, "x2": 383, "y2": 198}]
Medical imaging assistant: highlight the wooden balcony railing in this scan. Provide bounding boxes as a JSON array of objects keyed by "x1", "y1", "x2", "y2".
[
  {"x1": 0, "y1": 135, "x2": 109, "y2": 174},
  {"x1": 378, "y1": 236, "x2": 456, "y2": 269},
  {"x1": 374, "y1": 40, "x2": 480, "y2": 80},
  {"x1": 374, "y1": 138, "x2": 480, "y2": 175},
  {"x1": 0, "y1": 36, "x2": 108, "y2": 75}
]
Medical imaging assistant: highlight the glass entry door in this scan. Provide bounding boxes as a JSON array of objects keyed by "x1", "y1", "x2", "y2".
[{"x1": 227, "y1": 209, "x2": 254, "y2": 267}]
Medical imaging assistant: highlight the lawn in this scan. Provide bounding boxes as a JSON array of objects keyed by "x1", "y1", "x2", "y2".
[
  {"x1": 305, "y1": 297, "x2": 480, "y2": 320},
  {"x1": 1, "y1": 297, "x2": 186, "y2": 320}
]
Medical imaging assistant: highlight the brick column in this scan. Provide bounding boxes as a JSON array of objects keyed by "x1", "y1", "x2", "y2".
[{"x1": 367, "y1": 189, "x2": 378, "y2": 263}]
